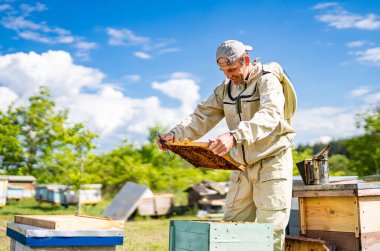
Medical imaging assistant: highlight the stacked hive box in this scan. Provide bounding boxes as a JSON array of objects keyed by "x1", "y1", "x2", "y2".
[
  {"x1": 7, "y1": 215, "x2": 124, "y2": 251},
  {"x1": 169, "y1": 220, "x2": 273, "y2": 251},
  {"x1": 293, "y1": 181, "x2": 380, "y2": 250}
]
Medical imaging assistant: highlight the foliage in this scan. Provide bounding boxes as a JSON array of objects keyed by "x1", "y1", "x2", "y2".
[
  {"x1": 0, "y1": 86, "x2": 98, "y2": 185},
  {"x1": 344, "y1": 109, "x2": 380, "y2": 177},
  {"x1": 328, "y1": 154, "x2": 354, "y2": 176},
  {"x1": 292, "y1": 148, "x2": 313, "y2": 175},
  {"x1": 296, "y1": 139, "x2": 349, "y2": 157}
]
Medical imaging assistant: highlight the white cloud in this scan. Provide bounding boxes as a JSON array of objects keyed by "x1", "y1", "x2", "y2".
[
  {"x1": 356, "y1": 47, "x2": 380, "y2": 65},
  {"x1": 349, "y1": 86, "x2": 372, "y2": 97},
  {"x1": 74, "y1": 41, "x2": 98, "y2": 61},
  {"x1": 97, "y1": 85, "x2": 123, "y2": 98},
  {"x1": 0, "y1": 50, "x2": 104, "y2": 97},
  {"x1": 134, "y1": 51, "x2": 152, "y2": 59},
  {"x1": 75, "y1": 41, "x2": 97, "y2": 50},
  {"x1": 312, "y1": 2, "x2": 338, "y2": 10},
  {"x1": 310, "y1": 136, "x2": 332, "y2": 145},
  {"x1": 106, "y1": 27, "x2": 180, "y2": 58},
  {"x1": 1, "y1": 16, "x2": 75, "y2": 44},
  {"x1": 292, "y1": 106, "x2": 361, "y2": 145},
  {"x1": 0, "y1": 3, "x2": 96, "y2": 61},
  {"x1": 107, "y1": 28, "x2": 150, "y2": 46},
  {"x1": 314, "y1": 4, "x2": 380, "y2": 30},
  {"x1": 0, "y1": 50, "x2": 201, "y2": 152},
  {"x1": 0, "y1": 4, "x2": 11, "y2": 11},
  {"x1": 346, "y1": 40, "x2": 368, "y2": 48},
  {"x1": 123, "y1": 74, "x2": 141, "y2": 82},
  {"x1": 152, "y1": 75, "x2": 200, "y2": 115},
  {"x1": 20, "y1": 2, "x2": 47, "y2": 16},
  {"x1": 0, "y1": 86, "x2": 18, "y2": 110},
  {"x1": 157, "y1": 48, "x2": 180, "y2": 54},
  {"x1": 170, "y1": 72, "x2": 193, "y2": 79},
  {"x1": 365, "y1": 92, "x2": 380, "y2": 105}
]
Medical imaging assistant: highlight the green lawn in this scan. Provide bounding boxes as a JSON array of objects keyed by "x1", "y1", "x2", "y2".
[{"x1": 0, "y1": 198, "x2": 194, "y2": 251}]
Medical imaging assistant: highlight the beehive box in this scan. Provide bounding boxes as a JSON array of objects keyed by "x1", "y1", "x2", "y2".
[
  {"x1": 0, "y1": 178, "x2": 8, "y2": 207},
  {"x1": 166, "y1": 141, "x2": 244, "y2": 171},
  {"x1": 138, "y1": 193, "x2": 173, "y2": 216},
  {"x1": 169, "y1": 220, "x2": 273, "y2": 251},
  {"x1": 7, "y1": 217, "x2": 123, "y2": 251},
  {"x1": 7, "y1": 185, "x2": 24, "y2": 200},
  {"x1": 293, "y1": 181, "x2": 380, "y2": 250}
]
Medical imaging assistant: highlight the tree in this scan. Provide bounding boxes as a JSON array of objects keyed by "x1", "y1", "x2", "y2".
[
  {"x1": 0, "y1": 107, "x2": 24, "y2": 172},
  {"x1": 328, "y1": 154, "x2": 354, "y2": 176},
  {"x1": 344, "y1": 109, "x2": 380, "y2": 176},
  {"x1": 0, "y1": 86, "x2": 98, "y2": 184}
]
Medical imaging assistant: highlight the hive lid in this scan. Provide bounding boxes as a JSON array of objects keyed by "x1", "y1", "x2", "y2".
[
  {"x1": 166, "y1": 140, "x2": 245, "y2": 171},
  {"x1": 14, "y1": 215, "x2": 124, "y2": 230}
]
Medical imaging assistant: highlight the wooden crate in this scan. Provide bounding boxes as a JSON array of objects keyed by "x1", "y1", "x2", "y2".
[
  {"x1": 285, "y1": 235, "x2": 335, "y2": 251},
  {"x1": 14, "y1": 215, "x2": 124, "y2": 230},
  {"x1": 138, "y1": 193, "x2": 173, "y2": 216},
  {"x1": 169, "y1": 220, "x2": 273, "y2": 251},
  {"x1": 166, "y1": 140, "x2": 244, "y2": 171},
  {"x1": 294, "y1": 181, "x2": 380, "y2": 251}
]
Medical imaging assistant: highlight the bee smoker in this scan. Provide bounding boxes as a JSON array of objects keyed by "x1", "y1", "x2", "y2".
[{"x1": 296, "y1": 145, "x2": 330, "y2": 185}]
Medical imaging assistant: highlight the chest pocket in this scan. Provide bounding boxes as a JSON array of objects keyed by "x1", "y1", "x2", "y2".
[{"x1": 223, "y1": 80, "x2": 261, "y2": 123}]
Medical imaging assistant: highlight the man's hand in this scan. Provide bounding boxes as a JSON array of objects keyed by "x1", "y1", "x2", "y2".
[
  {"x1": 156, "y1": 132, "x2": 174, "y2": 150},
  {"x1": 209, "y1": 132, "x2": 236, "y2": 156}
]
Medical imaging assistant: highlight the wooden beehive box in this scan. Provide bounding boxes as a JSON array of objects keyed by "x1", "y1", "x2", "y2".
[
  {"x1": 138, "y1": 193, "x2": 174, "y2": 216},
  {"x1": 166, "y1": 141, "x2": 244, "y2": 171},
  {"x1": 14, "y1": 215, "x2": 124, "y2": 230},
  {"x1": 293, "y1": 181, "x2": 380, "y2": 251},
  {"x1": 169, "y1": 220, "x2": 273, "y2": 251}
]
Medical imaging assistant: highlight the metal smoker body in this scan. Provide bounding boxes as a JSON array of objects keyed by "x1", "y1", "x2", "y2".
[{"x1": 296, "y1": 145, "x2": 330, "y2": 185}]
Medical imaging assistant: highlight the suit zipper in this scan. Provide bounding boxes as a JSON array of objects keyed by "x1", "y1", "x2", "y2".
[{"x1": 237, "y1": 99, "x2": 248, "y2": 165}]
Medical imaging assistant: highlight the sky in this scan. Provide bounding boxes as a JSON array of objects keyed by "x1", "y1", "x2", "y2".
[{"x1": 0, "y1": 0, "x2": 379, "y2": 153}]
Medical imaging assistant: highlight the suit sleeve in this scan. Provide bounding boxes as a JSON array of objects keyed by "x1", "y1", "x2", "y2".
[{"x1": 170, "y1": 86, "x2": 225, "y2": 141}]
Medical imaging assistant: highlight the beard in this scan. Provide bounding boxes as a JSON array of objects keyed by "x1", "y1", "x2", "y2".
[{"x1": 231, "y1": 76, "x2": 243, "y2": 85}]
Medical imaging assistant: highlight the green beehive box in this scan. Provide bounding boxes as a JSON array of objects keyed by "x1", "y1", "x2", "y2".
[{"x1": 169, "y1": 220, "x2": 273, "y2": 251}]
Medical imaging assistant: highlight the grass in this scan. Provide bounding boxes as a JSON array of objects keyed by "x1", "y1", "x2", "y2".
[{"x1": 0, "y1": 198, "x2": 195, "y2": 251}]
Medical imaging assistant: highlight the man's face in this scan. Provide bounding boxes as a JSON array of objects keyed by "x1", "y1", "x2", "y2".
[{"x1": 218, "y1": 57, "x2": 249, "y2": 85}]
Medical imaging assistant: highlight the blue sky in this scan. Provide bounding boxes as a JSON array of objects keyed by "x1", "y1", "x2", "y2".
[{"x1": 0, "y1": 0, "x2": 379, "y2": 152}]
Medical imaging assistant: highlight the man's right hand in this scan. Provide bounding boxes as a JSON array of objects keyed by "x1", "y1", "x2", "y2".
[{"x1": 156, "y1": 132, "x2": 174, "y2": 150}]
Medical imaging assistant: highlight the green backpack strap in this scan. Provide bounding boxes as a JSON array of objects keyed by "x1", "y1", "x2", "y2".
[{"x1": 262, "y1": 62, "x2": 297, "y2": 124}]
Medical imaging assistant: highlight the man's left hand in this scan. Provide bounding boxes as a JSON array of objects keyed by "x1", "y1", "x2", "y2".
[{"x1": 209, "y1": 132, "x2": 236, "y2": 156}]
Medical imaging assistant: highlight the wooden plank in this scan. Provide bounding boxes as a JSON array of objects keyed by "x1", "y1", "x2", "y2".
[
  {"x1": 353, "y1": 197, "x2": 360, "y2": 237},
  {"x1": 361, "y1": 231, "x2": 380, "y2": 250},
  {"x1": 211, "y1": 223, "x2": 273, "y2": 244},
  {"x1": 14, "y1": 215, "x2": 123, "y2": 230},
  {"x1": 303, "y1": 197, "x2": 357, "y2": 233},
  {"x1": 285, "y1": 235, "x2": 335, "y2": 251},
  {"x1": 299, "y1": 198, "x2": 306, "y2": 235},
  {"x1": 169, "y1": 220, "x2": 273, "y2": 251},
  {"x1": 293, "y1": 181, "x2": 380, "y2": 192},
  {"x1": 304, "y1": 230, "x2": 360, "y2": 251},
  {"x1": 166, "y1": 140, "x2": 245, "y2": 171},
  {"x1": 359, "y1": 196, "x2": 380, "y2": 233},
  {"x1": 357, "y1": 189, "x2": 380, "y2": 197},
  {"x1": 293, "y1": 190, "x2": 356, "y2": 198},
  {"x1": 363, "y1": 174, "x2": 380, "y2": 182}
]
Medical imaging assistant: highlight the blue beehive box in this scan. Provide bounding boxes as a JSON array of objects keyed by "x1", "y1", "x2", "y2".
[
  {"x1": 7, "y1": 219, "x2": 124, "y2": 251},
  {"x1": 169, "y1": 220, "x2": 273, "y2": 251}
]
